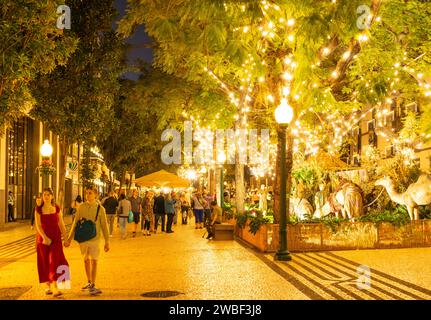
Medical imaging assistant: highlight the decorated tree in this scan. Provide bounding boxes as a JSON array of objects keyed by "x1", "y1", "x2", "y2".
[{"x1": 119, "y1": 0, "x2": 430, "y2": 221}]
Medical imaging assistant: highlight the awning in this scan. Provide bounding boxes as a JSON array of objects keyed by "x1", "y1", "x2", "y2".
[
  {"x1": 134, "y1": 170, "x2": 190, "y2": 188},
  {"x1": 306, "y1": 151, "x2": 350, "y2": 171}
]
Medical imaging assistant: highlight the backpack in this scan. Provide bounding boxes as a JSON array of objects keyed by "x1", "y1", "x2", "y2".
[{"x1": 74, "y1": 205, "x2": 100, "y2": 243}]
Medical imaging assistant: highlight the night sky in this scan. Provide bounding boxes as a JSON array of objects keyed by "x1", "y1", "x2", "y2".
[{"x1": 114, "y1": 0, "x2": 153, "y2": 80}]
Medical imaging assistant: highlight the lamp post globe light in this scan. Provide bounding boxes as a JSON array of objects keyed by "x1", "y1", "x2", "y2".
[
  {"x1": 40, "y1": 140, "x2": 53, "y2": 189},
  {"x1": 274, "y1": 98, "x2": 293, "y2": 261}
]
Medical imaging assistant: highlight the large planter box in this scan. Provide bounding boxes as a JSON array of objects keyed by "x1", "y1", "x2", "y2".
[{"x1": 236, "y1": 219, "x2": 431, "y2": 253}]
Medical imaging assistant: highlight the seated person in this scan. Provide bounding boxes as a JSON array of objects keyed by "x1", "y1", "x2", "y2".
[{"x1": 206, "y1": 201, "x2": 222, "y2": 240}]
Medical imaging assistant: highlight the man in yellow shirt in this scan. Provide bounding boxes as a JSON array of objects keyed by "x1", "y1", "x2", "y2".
[{"x1": 65, "y1": 185, "x2": 110, "y2": 295}]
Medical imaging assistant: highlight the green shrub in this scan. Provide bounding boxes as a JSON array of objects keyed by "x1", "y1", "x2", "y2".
[
  {"x1": 359, "y1": 205, "x2": 410, "y2": 227},
  {"x1": 248, "y1": 215, "x2": 272, "y2": 235}
]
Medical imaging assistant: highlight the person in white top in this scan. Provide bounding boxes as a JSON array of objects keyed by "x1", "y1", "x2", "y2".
[{"x1": 191, "y1": 192, "x2": 206, "y2": 229}]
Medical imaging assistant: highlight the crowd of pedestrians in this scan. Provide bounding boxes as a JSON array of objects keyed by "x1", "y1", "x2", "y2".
[{"x1": 30, "y1": 185, "x2": 222, "y2": 298}]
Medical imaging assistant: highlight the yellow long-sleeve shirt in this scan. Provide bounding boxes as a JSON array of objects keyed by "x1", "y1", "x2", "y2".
[{"x1": 70, "y1": 201, "x2": 110, "y2": 244}]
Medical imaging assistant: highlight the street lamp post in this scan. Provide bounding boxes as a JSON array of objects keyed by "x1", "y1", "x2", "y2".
[
  {"x1": 274, "y1": 98, "x2": 293, "y2": 261},
  {"x1": 40, "y1": 140, "x2": 53, "y2": 189}
]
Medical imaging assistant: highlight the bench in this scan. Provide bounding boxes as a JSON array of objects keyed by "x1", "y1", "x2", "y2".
[{"x1": 214, "y1": 223, "x2": 235, "y2": 240}]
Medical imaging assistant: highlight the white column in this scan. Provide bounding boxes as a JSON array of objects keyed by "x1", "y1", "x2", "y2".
[
  {"x1": 39, "y1": 122, "x2": 43, "y2": 192},
  {"x1": 56, "y1": 135, "x2": 60, "y2": 199},
  {"x1": 49, "y1": 131, "x2": 53, "y2": 188}
]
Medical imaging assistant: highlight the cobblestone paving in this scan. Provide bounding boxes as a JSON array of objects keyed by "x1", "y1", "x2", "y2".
[{"x1": 0, "y1": 220, "x2": 430, "y2": 300}]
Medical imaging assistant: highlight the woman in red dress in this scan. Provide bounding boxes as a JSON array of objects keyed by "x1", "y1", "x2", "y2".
[{"x1": 34, "y1": 188, "x2": 69, "y2": 297}]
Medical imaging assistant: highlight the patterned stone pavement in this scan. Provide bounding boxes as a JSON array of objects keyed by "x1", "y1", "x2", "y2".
[{"x1": 0, "y1": 219, "x2": 430, "y2": 300}]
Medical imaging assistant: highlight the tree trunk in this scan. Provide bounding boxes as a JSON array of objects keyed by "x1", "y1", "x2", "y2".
[
  {"x1": 234, "y1": 119, "x2": 245, "y2": 214},
  {"x1": 273, "y1": 127, "x2": 294, "y2": 224},
  {"x1": 57, "y1": 139, "x2": 69, "y2": 210},
  {"x1": 235, "y1": 162, "x2": 245, "y2": 214}
]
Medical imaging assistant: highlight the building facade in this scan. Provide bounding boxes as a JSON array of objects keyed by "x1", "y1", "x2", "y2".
[
  {"x1": 0, "y1": 117, "x2": 83, "y2": 229},
  {"x1": 343, "y1": 101, "x2": 431, "y2": 172}
]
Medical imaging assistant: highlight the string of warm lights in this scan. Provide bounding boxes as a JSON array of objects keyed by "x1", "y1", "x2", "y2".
[{"x1": 181, "y1": 1, "x2": 430, "y2": 179}]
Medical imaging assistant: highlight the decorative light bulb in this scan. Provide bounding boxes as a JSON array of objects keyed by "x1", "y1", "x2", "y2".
[
  {"x1": 40, "y1": 140, "x2": 53, "y2": 157},
  {"x1": 274, "y1": 98, "x2": 294, "y2": 124}
]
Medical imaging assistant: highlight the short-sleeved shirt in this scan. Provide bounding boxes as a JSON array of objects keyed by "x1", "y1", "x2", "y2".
[
  {"x1": 71, "y1": 202, "x2": 109, "y2": 243},
  {"x1": 129, "y1": 196, "x2": 142, "y2": 213}
]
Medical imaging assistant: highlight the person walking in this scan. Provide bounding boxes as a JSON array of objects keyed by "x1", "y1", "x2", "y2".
[
  {"x1": 180, "y1": 193, "x2": 190, "y2": 225},
  {"x1": 116, "y1": 193, "x2": 131, "y2": 239},
  {"x1": 142, "y1": 192, "x2": 154, "y2": 236},
  {"x1": 103, "y1": 191, "x2": 119, "y2": 237},
  {"x1": 192, "y1": 191, "x2": 205, "y2": 229},
  {"x1": 34, "y1": 188, "x2": 69, "y2": 297},
  {"x1": 153, "y1": 192, "x2": 165, "y2": 233},
  {"x1": 172, "y1": 192, "x2": 181, "y2": 226},
  {"x1": 64, "y1": 186, "x2": 110, "y2": 296},
  {"x1": 7, "y1": 191, "x2": 15, "y2": 222},
  {"x1": 129, "y1": 190, "x2": 142, "y2": 238},
  {"x1": 31, "y1": 195, "x2": 42, "y2": 230},
  {"x1": 165, "y1": 193, "x2": 175, "y2": 233}
]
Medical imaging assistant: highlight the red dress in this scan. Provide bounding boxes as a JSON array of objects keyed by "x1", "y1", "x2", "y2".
[{"x1": 36, "y1": 205, "x2": 69, "y2": 283}]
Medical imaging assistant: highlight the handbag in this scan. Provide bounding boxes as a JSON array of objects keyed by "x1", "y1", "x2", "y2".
[
  {"x1": 69, "y1": 207, "x2": 76, "y2": 216},
  {"x1": 128, "y1": 210, "x2": 134, "y2": 223},
  {"x1": 74, "y1": 205, "x2": 100, "y2": 243}
]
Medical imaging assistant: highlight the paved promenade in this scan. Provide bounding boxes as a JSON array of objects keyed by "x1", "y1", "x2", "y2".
[{"x1": 0, "y1": 218, "x2": 430, "y2": 300}]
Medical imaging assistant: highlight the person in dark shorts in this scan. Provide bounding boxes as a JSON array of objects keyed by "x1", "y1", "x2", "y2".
[
  {"x1": 129, "y1": 190, "x2": 142, "y2": 237},
  {"x1": 103, "y1": 191, "x2": 119, "y2": 237}
]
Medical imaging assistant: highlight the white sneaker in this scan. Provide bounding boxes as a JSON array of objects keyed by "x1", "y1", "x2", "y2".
[{"x1": 89, "y1": 284, "x2": 102, "y2": 295}]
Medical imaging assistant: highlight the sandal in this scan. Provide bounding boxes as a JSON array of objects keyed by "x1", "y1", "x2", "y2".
[
  {"x1": 53, "y1": 291, "x2": 63, "y2": 297},
  {"x1": 45, "y1": 289, "x2": 53, "y2": 295}
]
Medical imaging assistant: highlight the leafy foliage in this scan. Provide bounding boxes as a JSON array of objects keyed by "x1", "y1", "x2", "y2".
[
  {"x1": 359, "y1": 205, "x2": 411, "y2": 227},
  {"x1": 0, "y1": 0, "x2": 77, "y2": 130},
  {"x1": 31, "y1": 0, "x2": 126, "y2": 146}
]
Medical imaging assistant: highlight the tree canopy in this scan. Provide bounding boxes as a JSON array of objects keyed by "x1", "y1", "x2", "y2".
[{"x1": 0, "y1": 0, "x2": 77, "y2": 130}]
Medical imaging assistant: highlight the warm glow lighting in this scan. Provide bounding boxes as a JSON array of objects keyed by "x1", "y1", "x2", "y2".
[
  {"x1": 358, "y1": 34, "x2": 368, "y2": 42},
  {"x1": 40, "y1": 140, "x2": 53, "y2": 158},
  {"x1": 274, "y1": 98, "x2": 294, "y2": 124},
  {"x1": 342, "y1": 51, "x2": 351, "y2": 60},
  {"x1": 283, "y1": 72, "x2": 293, "y2": 80},
  {"x1": 186, "y1": 169, "x2": 197, "y2": 180},
  {"x1": 217, "y1": 152, "x2": 227, "y2": 164},
  {"x1": 287, "y1": 18, "x2": 295, "y2": 26}
]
